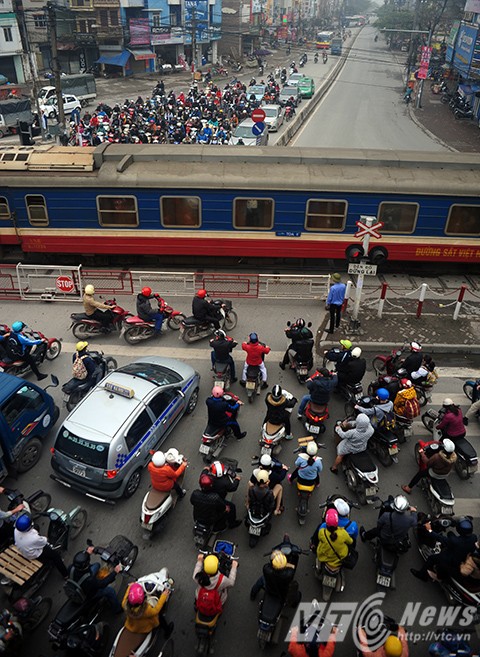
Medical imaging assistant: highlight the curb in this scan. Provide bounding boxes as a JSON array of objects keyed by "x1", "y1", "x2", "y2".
[
  {"x1": 407, "y1": 105, "x2": 457, "y2": 153},
  {"x1": 319, "y1": 340, "x2": 480, "y2": 355}
]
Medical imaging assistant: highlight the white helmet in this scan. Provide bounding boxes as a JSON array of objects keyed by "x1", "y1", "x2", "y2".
[
  {"x1": 393, "y1": 495, "x2": 409, "y2": 513},
  {"x1": 306, "y1": 441, "x2": 318, "y2": 456},
  {"x1": 260, "y1": 454, "x2": 272, "y2": 468},
  {"x1": 443, "y1": 398, "x2": 454, "y2": 407},
  {"x1": 351, "y1": 347, "x2": 362, "y2": 358},
  {"x1": 256, "y1": 469, "x2": 270, "y2": 484},
  {"x1": 152, "y1": 451, "x2": 165, "y2": 467},
  {"x1": 165, "y1": 448, "x2": 182, "y2": 465},
  {"x1": 442, "y1": 438, "x2": 455, "y2": 454},
  {"x1": 84, "y1": 284, "x2": 95, "y2": 295},
  {"x1": 333, "y1": 498, "x2": 350, "y2": 517}
]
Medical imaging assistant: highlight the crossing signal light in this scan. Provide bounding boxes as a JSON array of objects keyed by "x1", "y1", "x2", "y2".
[
  {"x1": 346, "y1": 244, "x2": 388, "y2": 265},
  {"x1": 368, "y1": 246, "x2": 388, "y2": 265},
  {"x1": 345, "y1": 244, "x2": 364, "y2": 262}
]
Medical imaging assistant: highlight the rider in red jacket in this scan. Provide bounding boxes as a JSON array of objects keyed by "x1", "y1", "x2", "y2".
[
  {"x1": 240, "y1": 332, "x2": 271, "y2": 389},
  {"x1": 148, "y1": 449, "x2": 187, "y2": 498}
]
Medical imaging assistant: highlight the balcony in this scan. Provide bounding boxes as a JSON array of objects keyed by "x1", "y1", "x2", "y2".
[
  {"x1": 119, "y1": 0, "x2": 144, "y2": 6},
  {"x1": 95, "y1": 25, "x2": 123, "y2": 37},
  {"x1": 93, "y1": 0, "x2": 120, "y2": 6}
]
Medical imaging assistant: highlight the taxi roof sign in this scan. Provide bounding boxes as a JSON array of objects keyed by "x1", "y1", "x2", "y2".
[{"x1": 104, "y1": 382, "x2": 135, "y2": 398}]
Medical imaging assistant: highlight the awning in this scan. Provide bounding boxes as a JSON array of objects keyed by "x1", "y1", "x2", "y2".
[
  {"x1": 96, "y1": 50, "x2": 131, "y2": 67},
  {"x1": 127, "y1": 48, "x2": 156, "y2": 61}
]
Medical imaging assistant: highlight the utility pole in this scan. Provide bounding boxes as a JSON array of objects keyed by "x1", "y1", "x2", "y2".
[
  {"x1": 406, "y1": 0, "x2": 421, "y2": 89},
  {"x1": 191, "y1": 7, "x2": 197, "y2": 81},
  {"x1": 46, "y1": 2, "x2": 65, "y2": 136}
]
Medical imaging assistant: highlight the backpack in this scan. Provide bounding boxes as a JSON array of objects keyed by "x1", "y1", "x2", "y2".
[
  {"x1": 63, "y1": 571, "x2": 89, "y2": 604},
  {"x1": 403, "y1": 397, "x2": 421, "y2": 420},
  {"x1": 379, "y1": 409, "x2": 396, "y2": 430},
  {"x1": 72, "y1": 353, "x2": 88, "y2": 380},
  {"x1": 196, "y1": 574, "x2": 224, "y2": 616},
  {"x1": 5, "y1": 334, "x2": 22, "y2": 360}
]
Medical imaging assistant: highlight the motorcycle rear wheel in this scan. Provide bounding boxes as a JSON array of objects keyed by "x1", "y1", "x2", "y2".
[
  {"x1": 124, "y1": 326, "x2": 153, "y2": 344},
  {"x1": 182, "y1": 327, "x2": 198, "y2": 343},
  {"x1": 167, "y1": 314, "x2": 185, "y2": 330},
  {"x1": 372, "y1": 357, "x2": 386, "y2": 376},
  {"x1": 29, "y1": 492, "x2": 52, "y2": 519},
  {"x1": 72, "y1": 322, "x2": 93, "y2": 339},
  {"x1": 66, "y1": 390, "x2": 83, "y2": 412}
]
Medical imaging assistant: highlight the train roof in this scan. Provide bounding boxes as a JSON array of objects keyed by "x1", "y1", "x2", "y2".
[{"x1": 0, "y1": 144, "x2": 479, "y2": 195}]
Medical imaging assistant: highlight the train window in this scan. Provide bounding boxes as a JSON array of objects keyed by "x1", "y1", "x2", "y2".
[
  {"x1": 378, "y1": 202, "x2": 418, "y2": 233},
  {"x1": 233, "y1": 198, "x2": 274, "y2": 230},
  {"x1": 0, "y1": 197, "x2": 10, "y2": 220},
  {"x1": 446, "y1": 205, "x2": 480, "y2": 235},
  {"x1": 97, "y1": 196, "x2": 138, "y2": 227},
  {"x1": 161, "y1": 196, "x2": 201, "y2": 228},
  {"x1": 305, "y1": 200, "x2": 347, "y2": 231},
  {"x1": 25, "y1": 195, "x2": 48, "y2": 226}
]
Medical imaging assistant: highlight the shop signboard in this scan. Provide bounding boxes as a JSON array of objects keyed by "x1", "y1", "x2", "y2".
[
  {"x1": 453, "y1": 23, "x2": 479, "y2": 76},
  {"x1": 129, "y1": 18, "x2": 150, "y2": 46},
  {"x1": 185, "y1": 0, "x2": 209, "y2": 44}
]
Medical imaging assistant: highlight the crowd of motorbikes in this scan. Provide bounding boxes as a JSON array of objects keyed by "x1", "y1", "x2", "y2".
[{"x1": 3, "y1": 288, "x2": 480, "y2": 656}]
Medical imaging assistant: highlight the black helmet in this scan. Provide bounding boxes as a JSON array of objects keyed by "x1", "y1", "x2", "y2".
[
  {"x1": 457, "y1": 517, "x2": 474, "y2": 536},
  {"x1": 271, "y1": 385, "x2": 283, "y2": 402},
  {"x1": 296, "y1": 318, "x2": 305, "y2": 328},
  {"x1": 73, "y1": 551, "x2": 90, "y2": 571},
  {"x1": 319, "y1": 368, "x2": 330, "y2": 378}
]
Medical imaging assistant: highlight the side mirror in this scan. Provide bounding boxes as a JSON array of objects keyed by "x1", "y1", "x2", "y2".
[
  {"x1": 177, "y1": 390, "x2": 185, "y2": 398},
  {"x1": 286, "y1": 321, "x2": 291, "y2": 327},
  {"x1": 307, "y1": 322, "x2": 312, "y2": 328}
]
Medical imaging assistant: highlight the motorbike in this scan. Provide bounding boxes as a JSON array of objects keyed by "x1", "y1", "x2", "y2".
[
  {"x1": 280, "y1": 73, "x2": 287, "y2": 84},
  {"x1": 364, "y1": 497, "x2": 412, "y2": 591},
  {"x1": 0, "y1": 326, "x2": 61, "y2": 377},
  {"x1": 315, "y1": 556, "x2": 345, "y2": 602},
  {"x1": 246, "y1": 507, "x2": 272, "y2": 548},
  {"x1": 355, "y1": 614, "x2": 403, "y2": 657},
  {"x1": 195, "y1": 540, "x2": 236, "y2": 657},
  {"x1": 0, "y1": 488, "x2": 52, "y2": 551},
  {"x1": 283, "y1": 321, "x2": 314, "y2": 383},
  {"x1": 336, "y1": 427, "x2": 379, "y2": 506},
  {"x1": 413, "y1": 440, "x2": 455, "y2": 515},
  {"x1": 0, "y1": 504, "x2": 87, "y2": 601},
  {"x1": 463, "y1": 377, "x2": 479, "y2": 403},
  {"x1": 393, "y1": 413, "x2": 414, "y2": 444},
  {"x1": 352, "y1": 396, "x2": 399, "y2": 467},
  {"x1": 323, "y1": 53, "x2": 328, "y2": 64},
  {"x1": 181, "y1": 299, "x2": 238, "y2": 343},
  {"x1": 295, "y1": 446, "x2": 325, "y2": 526},
  {"x1": 141, "y1": 470, "x2": 186, "y2": 540},
  {"x1": 108, "y1": 567, "x2": 174, "y2": 657},
  {"x1": 58, "y1": 621, "x2": 110, "y2": 657},
  {"x1": 454, "y1": 102, "x2": 474, "y2": 120},
  {"x1": 70, "y1": 299, "x2": 131, "y2": 340},
  {"x1": 244, "y1": 365, "x2": 263, "y2": 403},
  {"x1": 256, "y1": 534, "x2": 307, "y2": 648},
  {"x1": 422, "y1": 409, "x2": 477, "y2": 480},
  {"x1": 212, "y1": 360, "x2": 233, "y2": 391},
  {"x1": 260, "y1": 390, "x2": 295, "y2": 457},
  {"x1": 123, "y1": 297, "x2": 186, "y2": 344},
  {"x1": 199, "y1": 392, "x2": 242, "y2": 463},
  {"x1": 301, "y1": 400, "x2": 329, "y2": 437},
  {"x1": 48, "y1": 535, "x2": 138, "y2": 650},
  {"x1": 0, "y1": 594, "x2": 52, "y2": 655},
  {"x1": 314, "y1": 54, "x2": 319, "y2": 63},
  {"x1": 337, "y1": 381, "x2": 364, "y2": 405},
  {"x1": 372, "y1": 341, "x2": 410, "y2": 376},
  {"x1": 416, "y1": 514, "x2": 480, "y2": 608},
  {"x1": 62, "y1": 351, "x2": 118, "y2": 411},
  {"x1": 368, "y1": 371, "x2": 429, "y2": 407},
  {"x1": 285, "y1": 105, "x2": 295, "y2": 122}
]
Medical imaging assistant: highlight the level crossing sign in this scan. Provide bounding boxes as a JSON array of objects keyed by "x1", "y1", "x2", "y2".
[{"x1": 354, "y1": 219, "x2": 384, "y2": 239}]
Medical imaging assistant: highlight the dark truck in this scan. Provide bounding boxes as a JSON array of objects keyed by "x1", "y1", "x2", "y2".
[{"x1": 0, "y1": 98, "x2": 33, "y2": 139}]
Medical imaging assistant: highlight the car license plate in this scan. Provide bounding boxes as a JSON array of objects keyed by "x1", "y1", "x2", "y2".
[
  {"x1": 298, "y1": 368, "x2": 308, "y2": 375},
  {"x1": 199, "y1": 444, "x2": 210, "y2": 455},
  {"x1": 72, "y1": 464, "x2": 86, "y2": 477},
  {"x1": 246, "y1": 381, "x2": 256, "y2": 390},
  {"x1": 377, "y1": 574, "x2": 391, "y2": 587},
  {"x1": 389, "y1": 446, "x2": 398, "y2": 455},
  {"x1": 307, "y1": 424, "x2": 320, "y2": 434},
  {"x1": 249, "y1": 525, "x2": 262, "y2": 536},
  {"x1": 322, "y1": 575, "x2": 337, "y2": 588},
  {"x1": 366, "y1": 487, "x2": 377, "y2": 496},
  {"x1": 261, "y1": 446, "x2": 271, "y2": 455}
]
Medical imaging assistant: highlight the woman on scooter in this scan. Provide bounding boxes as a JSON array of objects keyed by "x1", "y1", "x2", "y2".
[
  {"x1": 436, "y1": 398, "x2": 466, "y2": 440},
  {"x1": 288, "y1": 442, "x2": 323, "y2": 485},
  {"x1": 122, "y1": 581, "x2": 173, "y2": 636},
  {"x1": 330, "y1": 413, "x2": 373, "y2": 474},
  {"x1": 193, "y1": 553, "x2": 238, "y2": 607},
  {"x1": 315, "y1": 509, "x2": 353, "y2": 570}
]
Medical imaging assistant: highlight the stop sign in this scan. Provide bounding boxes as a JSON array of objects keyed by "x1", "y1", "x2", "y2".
[
  {"x1": 55, "y1": 275, "x2": 75, "y2": 293},
  {"x1": 251, "y1": 108, "x2": 266, "y2": 122}
]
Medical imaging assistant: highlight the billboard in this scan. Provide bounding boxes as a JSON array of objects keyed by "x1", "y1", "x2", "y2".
[
  {"x1": 453, "y1": 23, "x2": 479, "y2": 76},
  {"x1": 185, "y1": 0, "x2": 209, "y2": 43},
  {"x1": 129, "y1": 18, "x2": 150, "y2": 46}
]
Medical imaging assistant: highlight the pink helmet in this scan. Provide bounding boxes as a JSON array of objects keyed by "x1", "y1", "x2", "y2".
[
  {"x1": 211, "y1": 386, "x2": 224, "y2": 398},
  {"x1": 127, "y1": 583, "x2": 145, "y2": 606},
  {"x1": 325, "y1": 508, "x2": 339, "y2": 528}
]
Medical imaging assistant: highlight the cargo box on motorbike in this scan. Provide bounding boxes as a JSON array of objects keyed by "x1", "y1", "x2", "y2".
[{"x1": 0, "y1": 372, "x2": 59, "y2": 479}]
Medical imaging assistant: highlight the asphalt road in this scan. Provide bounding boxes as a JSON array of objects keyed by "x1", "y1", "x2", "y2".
[
  {"x1": 1, "y1": 296, "x2": 479, "y2": 657},
  {"x1": 292, "y1": 26, "x2": 446, "y2": 151}
]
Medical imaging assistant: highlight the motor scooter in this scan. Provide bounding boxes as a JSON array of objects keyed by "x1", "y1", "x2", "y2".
[
  {"x1": 244, "y1": 364, "x2": 262, "y2": 402},
  {"x1": 70, "y1": 299, "x2": 131, "y2": 340},
  {"x1": 256, "y1": 534, "x2": 307, "y2": 648},
  {"x1": 413, "y1": 441, "x2": 455, "y2": 515},
  {"x1": 108, "y1": 567, "x2": 174, "y2": 657},
  {"x1": 0, "y1": 326, "x2": 61, "y2": 377},
  {"x1": 301, "y1": 401, "x2": 329, "y2": 437},
  {"x1": 181, "y1": 299, "x2": 237, "y2": 343},
  {"x1": 62, "y1": 351, "x2": 118, "y2": 411},
  {"x1": 48, "y1": 535, "x2": 138, "y2": 650},
  {"x1": 259, "y1": 389, "x2": 296, "y2": 457},
  {"x1": 294, "y1": 443, "x2": 325, "y2": 525},
  {"x1": 0, "y1": 594, "x2": 52, "y2": 656},
  {"x1": 141, "y1": 470, "x2": 186, "y2": 540},
  {"x1": 246, "y1": 507, "x2": 273, "y2": 548},
  {"x1": 199, "y1": 392, "x2": 242, "y2": 463},
  {"x1": 194, "y1": 540, "x2": 236, "y2": 657},
  {"x1": 353, "y1": 396, "x2": 399, "y2": 467},
  {"x1": 123, "y1": 297, "x2": 186, "y2": 344},
  {"x1": 212, "y1": 360, "x2": 233, "y2": 390},
  {"x1": 422, "y1": 409, "x2": 477, "y2": 479},
  {"x1": 334, "y1": 421, "x2": 379, "y2": 505}
]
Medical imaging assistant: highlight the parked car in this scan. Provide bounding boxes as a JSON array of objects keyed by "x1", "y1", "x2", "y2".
[
  {"x1": 261, "y1": 104, "x2": 284, "y2": 132},
  {"x1": 50, "y1": 357, "x2": 200, "y2": 501},
  {"x1": 247, "y1": 84, "x2": 267, "y2": 102},
  {"x1": 298, "y1": 77, "x2": 315, "y2": 99},
  {"x1": 39, "y1": 94, "x2": 81, "y2": 119},
  {"x1": 229, "y1": 118, "x2": 269, "y2": 146},
  {"x1": 286, "y1": 72, "x2": 304, "y2": 87},
  {"x1": 278, "y1": 86, "x2": 302, "y2": 107}
]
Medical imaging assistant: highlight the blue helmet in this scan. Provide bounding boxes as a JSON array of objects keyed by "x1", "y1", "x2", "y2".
[
  {"x1": 376, "y1": 388, "x2": 390, "y2": 401},
  {"x1": 11, "y1": 321, "x2": 24, "y2": 333},
  {"x1": 249, "y1": 332, "x2": 258, "y2": 343},
  {"x1": 15, "y1": 514, "x2": 32, "y2": 532}
]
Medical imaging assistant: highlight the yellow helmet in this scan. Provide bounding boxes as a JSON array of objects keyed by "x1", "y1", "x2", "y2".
[
  {"x1": 271, "y1": 550, "x2": 287, "y2": 570},
  {"x1": 203, "y1": 555, "x2": 219, "y2": 576},
  {"x1": 84, "y1": 284, "x2": 95, "y2": 295},
  {"x1": 384, "y1": 635, "x2": 403, "y2": 657},
  {"x1": 76, "y1": 341, "x2": 88, "y2": 352}
]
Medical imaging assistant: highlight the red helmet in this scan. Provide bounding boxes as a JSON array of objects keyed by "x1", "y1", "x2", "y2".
[
  {"x1": 210, "y1": 461, "x2": 226, "y2": 478},
  {"x1": 325, "y1": 508, "x2": 339, "y2": 528},
  {"x1": 196, "y1": 289, "x2": 207, "y2": 298},
  {"x1": 211, "y1": 386, "x2": 224, "y2": 398},
  {"x1": 127, "y1": 583, "x2": 145, "y2": 606},
  {"x1": 141, "y1": 286, "x2": 152, "y2": 297},
  {"x1": 199, "y1": 473, "x2": 213, "y2": 490},
  {"x1": 400, "y1": 378, "x2": 412, "y2": 389}
]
